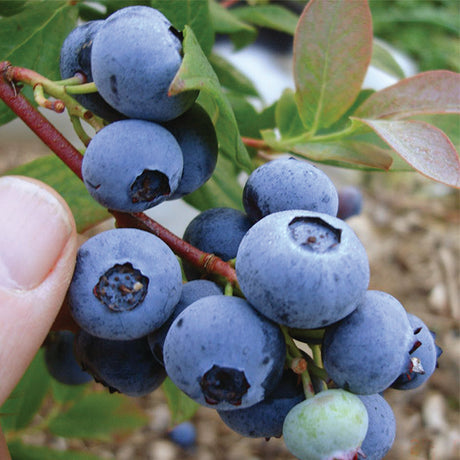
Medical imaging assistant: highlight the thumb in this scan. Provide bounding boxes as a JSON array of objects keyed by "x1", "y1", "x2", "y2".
[{"x1": 0, "y1": 176, "x2": 77, "y2": 406}]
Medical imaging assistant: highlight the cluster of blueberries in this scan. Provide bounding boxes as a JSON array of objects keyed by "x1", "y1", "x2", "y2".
[
  {"x1": 44, "y1": 5, "x2": 442, "y2": 460},
  {"x1": 60, "y1": 6, "x2": 217, "y2": 208}
]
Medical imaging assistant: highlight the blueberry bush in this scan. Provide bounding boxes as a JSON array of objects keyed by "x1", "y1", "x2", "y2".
[{"x1": 0, "y1": 0, "x2": 458, "y2": 459}]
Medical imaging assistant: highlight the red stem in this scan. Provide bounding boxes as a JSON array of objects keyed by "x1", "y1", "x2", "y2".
[
  {"x1": 220, "y1": 0, "x2": 240, "y2": 8},
  {"x1": 112, "y1": 211, "x2": 238, "y2": 285},
  {"x1": 0, "y1": 62, "x2": 83, "y2": 179},
  {"x1": 241, "y1": 136, "x2": 270, "y2": 150},
  {"x1": 0, "y1": 62, "x2": 239, "y2": 286}
]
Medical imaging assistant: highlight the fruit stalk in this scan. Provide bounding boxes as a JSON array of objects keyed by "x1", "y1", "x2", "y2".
[
  {"x1": 280, "y1": 326, "x2": 315, "y2": 399},
  {"x1": 112, "y1": 211, "x2": 239, "y2": 288},
  {"x1": 0, "y1": 61, "x2": 84, "y2": 180},
  {"x1": 0, "y1": 63, "x2": 240, "y2": 287},
  {"x1": 2, "y1": 62, "x2": 105, "y2": 132},
  {"x1": 241, "y1": 136, "x2": 270, "y2": 151}
]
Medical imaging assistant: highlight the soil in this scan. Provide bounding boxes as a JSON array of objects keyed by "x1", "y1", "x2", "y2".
[{"x1": 1, "y1": 138, "x2": 459, "y2": 460}]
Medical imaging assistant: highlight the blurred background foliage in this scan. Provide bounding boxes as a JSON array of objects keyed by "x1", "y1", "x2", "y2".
[{"x1": 369, "y1": 0, "x2": 459, "y2": 72}]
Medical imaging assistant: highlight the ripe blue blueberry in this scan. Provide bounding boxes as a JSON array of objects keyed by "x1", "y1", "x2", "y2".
[
  {"x1": 182, "y1": 207, "x2": 253, "y2": 280},
  {"x1": 75, "y1": 330, "x2": 166, "y2": 397},
  {"x1": 44, "y1": 331, "x2": 92, "y2": 386},
  {"x1": 168, "y1": 422, "x2": 197, "y2": 449},
  {"x1": 322, "y1": 290, "x2": 415, "y2": 394},
  {"x1": 337, "y1": 185, "x2": 363, "y2": 220},
  {"x1": 91, "y1": 6, "x2": 198, "y2": 121},
  {"x1": 236, "y1": 210, "x2": 370, "y2": 329},
  {"x1": 391, "y1": 313, "x2": 442, "y2": 390},
  {"x1": 148, "y1": 279, "x2": 223, "y2": 365},
  {"x1": 242, "y1": 157, "x2": 339, "y2": 222},
  {"x1": 59, "y1": 20, "x2": 125, "y2": 122},
  {"x1": 358, "y1": 394, "x2": 396, "y2": 460},
  {"x1": 218, "y1": 369, "x2": 304, "y2": 439},
  {"x1": 68, "y1": 228, "x2": 182, "y2": 340},
  {"x1": 82, "y1": 119, "x2": 183, "y2": 212},
  {"x1": 163, "y1": 104, "x2": 218, "y2": 200},
  {"x1": 163, "y1": 295, "x2": 286, "y2": 411}
]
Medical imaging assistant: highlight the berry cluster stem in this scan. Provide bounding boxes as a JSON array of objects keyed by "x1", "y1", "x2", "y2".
[
  {"x1": 241, "y1": 136, "x2": 270, "y2": 151},
  {"x1": 112, "y1": 211, "x2": 239, "y2": 288},
  {"x1": 0, "y1": 62, "x2": 84, "y2": 180},
  {"x1": 0, "y1": 62, "x2": 240, "y2": 289},
  {"x1": 2, "y1": 62, "x2": 105, "y2": 133},
  {"x1": 280, "y1": 326, "x2": 315, "y2": 399}
]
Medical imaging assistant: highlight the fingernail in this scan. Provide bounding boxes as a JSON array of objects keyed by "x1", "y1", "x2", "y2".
[{"x1": 0, "y1": 177, "x2": 74, "y2": 290}]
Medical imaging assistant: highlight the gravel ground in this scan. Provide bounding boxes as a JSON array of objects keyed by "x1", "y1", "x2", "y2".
[{"x1": 1, "y1": 138, "x2": 459, "y2": 460}]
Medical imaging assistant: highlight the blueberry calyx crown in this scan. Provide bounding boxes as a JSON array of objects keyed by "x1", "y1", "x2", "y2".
[
  {"x1": 200, "y1": 365, "x2": 251, "y2": 406},
  {"x1": 130, "y1": 169, "x2": 171, "y2": 204},
  {"x1": 288, "y1": 216, "x2": 341, "y2": 253},
  {"x1": 93, "y1": 262, "x2": 149, "y2": 312}
]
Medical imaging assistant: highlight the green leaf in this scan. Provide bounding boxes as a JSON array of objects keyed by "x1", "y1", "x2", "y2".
[
  {"x1": 257, "y1": 100, "x2": 277, "y2": 130},
  {"x1": 162, "y1": 378, "x2": 199, "y2": 425},
  {"x1": 0, "y1": 0, "x2": 79, "y2": 125},
  {"x1": 151, "y1": 0, "x2": 214, "y2": 56},
  {"x1": 322, "y1": 89, "x2": 375, "y2": 134},
  {"x1": 7, "y1": 441, "x2": 103, "y2": 460},
  {"x1": 293, "y1": 0, "x2": 373, "y2": 132},
  {"x1": 354, "y1": 70, "x2": 460, "y2": 119},
  {"x1": 183, "y1": 154, "x2": 244, "y2": 211},
  {"x1": 208, "y1": 0, "x2": 257, "y2": 49},
  {"x1": 0, "y1": 350, "x2": 50, "y2": 433},
  {"x1": 78, "y1": 2, "x2": 107, "y2": 22},
  {"x1": 275, "y1": 88, "x2": 305, "y2": 139},
  {"x1": 170, "y1": 26, "x2": 252, "y2": 171},
  {"x1": 7, "y1": 155, "x2": 109, "y2": 233},
  {"x1": 353, "y1": 118, "x2": 460, "y2": 187},
  {"x1": 226, "y1": 93, "x2": 260, "y2": 139},
  {"x1": 371, "y1": 2, "x2": 459, "y2": 34},
  {"x1": 231, "y1": 4, "x2": 299, "y2": 35},
  {"x1": 371, "y1": 38, "x2": 406, "y2": 80},
  {"x1": 209, "y1": 53, "x2": 260, "y2": 98},
  {"x1": 102, "y1": 0, "x2": 151, "y2": 15},
  {"x1": 48, "y1": 392, "x2": 148, "y2": 440},
  {"x1": 0, "y1": 1, "x2": 27, "y2": 17},
  {"x1": 50, "y1": 379, "x2": 88, "y2": 405}
]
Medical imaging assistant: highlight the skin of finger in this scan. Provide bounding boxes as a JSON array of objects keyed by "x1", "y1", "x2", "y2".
[{"x1": 0, "y1": 178, "x2": 77, "y2": 406}]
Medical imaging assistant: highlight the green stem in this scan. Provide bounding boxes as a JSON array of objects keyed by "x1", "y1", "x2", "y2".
[
  {"x1": 242, "y1": 122, "x2": 362, "y2": 158},
  {"x1": 306, "y1": 358, "x2": 329, "y2": 382},
  {"x1": 33, "y1": 84, "x2": 65, "y2": 113},
  {"x1": 224, "y1": 282, "x2": 234, "y2": 296},
  {"x1": 65, "y1": 82, "x2": 98, "y2": 94},
  {"x1": 70, "y1": 115, "x2": 92, "y2": 147},
  {"x1": 280, "y1": 326, "x2": 315, "y2": 399},
  {"x1": 6, "y1": 65, "x2": 105, "y2": 133},
  {"x1": 226, "y1": 258, "x2": 236, "y2": 269},
  {"x1": 311, "y1": 344, "x2": 328, "y2": 391},
  {"x1": 288, "y1": 327, "x2": 325, "y2": 344},
  {"x1": 272, "y1": 122, "x2": 362, "y2": 154},
  {"x1": 309, "y1": 123, "x2": 359, "y2": 143},
  {"x1": 54, "y1": 75, "x2": 86, "y2": 86}
]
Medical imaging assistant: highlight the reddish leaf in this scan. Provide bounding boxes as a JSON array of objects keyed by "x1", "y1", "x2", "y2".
[
  {"x1": 290, "y1": 140, "x2": 394, "y2": 170},
  {"x1": 354, "y1": 71, "x2": 460, "y2": 119},
  {"x1": 293, "y1": 0, "x2": 372, "y2": 131},
  {"x1": 355, "y1": 118, "x2": 460, "y2": 188}
]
